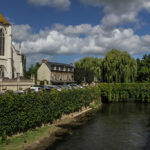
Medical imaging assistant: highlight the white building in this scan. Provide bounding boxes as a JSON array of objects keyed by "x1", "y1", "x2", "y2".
[{"x1": 0, "y1": 13, "x2": 23, "y2": 79}]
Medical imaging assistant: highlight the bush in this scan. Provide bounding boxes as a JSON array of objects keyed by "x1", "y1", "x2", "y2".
[
  {"x1": 0, "y1": 87, "x2": 100, "y2": 136},
  {"x1": 99, "y1": 83, "x2": 150, "y2": 103},
  {"x1": 0, "y1": 83, "x2": 149, "y2": 137}
]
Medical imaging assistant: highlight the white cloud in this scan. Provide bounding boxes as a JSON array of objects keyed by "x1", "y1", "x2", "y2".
[
  {"x1": 28, "y1": 0, "x2": 71, "y2": 10},
  {"x1": 12, "y1": 24, "x2": 150, "y2": 59},
  {"x1": 12, "y1": 24, "x2": 32, "y2": 42},
  {"x1": 26, "y1": 53, "x2": 53, "y2": 68},
  {"x1": 80, "y1": 0, "x2": 150, "y2": 27}
]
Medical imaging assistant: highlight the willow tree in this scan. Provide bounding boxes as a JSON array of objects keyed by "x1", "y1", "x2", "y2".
[
  {"x1": 102, "y1": 49, "x2": 137, "y2": 83},
  {"x1": 137, "y1": 54, "x2": 150, "y2": 82},
  {"x1": 74, "y1": 57, "x2": 102, "y2": 84}
]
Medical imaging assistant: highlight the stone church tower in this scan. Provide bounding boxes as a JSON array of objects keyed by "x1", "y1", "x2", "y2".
[{"x1": 0, "y1": 13, "x2": 23, "y2": 79}]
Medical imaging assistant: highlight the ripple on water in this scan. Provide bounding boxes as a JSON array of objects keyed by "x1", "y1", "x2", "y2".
[{"x1": 50, "y1": 103, "x2": 150, "y2": 150}]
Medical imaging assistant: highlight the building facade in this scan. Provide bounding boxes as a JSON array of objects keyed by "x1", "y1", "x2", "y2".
[
  {"x1": 0, "y1": 13, "x2": 23, "y2": 79},
  {"x1": 0, "y1": 76, "x2": 34, "y2": 92},
  {"x1": 37, "y1": 59, "x2": 74, "y2": 85}
]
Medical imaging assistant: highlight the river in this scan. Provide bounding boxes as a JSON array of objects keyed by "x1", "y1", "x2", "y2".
[{"x1": 50, "y1": 103, "x2": 150, "y2": 150}]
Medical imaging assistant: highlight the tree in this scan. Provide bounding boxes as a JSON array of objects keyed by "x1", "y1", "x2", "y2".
[
  {"x1": 22, "y1": 54, "x2": 26, "y2": 77},
  {"x1": 137, "y1": 54, "x2": 150, "y2": 82},
  {"x1": 74, "y1": 62, "x2": 85, "y2": 84},
  {"x1": 102, "y1": 49, "x2": 137, "y2": 83},
  {"x1": 74, "y1": 57, "x2": 102, "y2": 84},
  {"x1": 25, "y1": 63, "x2": 41, "y2": 82}
]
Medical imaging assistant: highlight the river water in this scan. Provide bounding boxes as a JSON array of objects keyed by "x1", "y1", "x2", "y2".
[{"x1": 50, "y1": 103, "x2": 150, "y2": 150}]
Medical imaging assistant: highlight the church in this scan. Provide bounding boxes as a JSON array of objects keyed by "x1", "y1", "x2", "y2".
[{"x1": 0, "y1": 13, "x2": 23, "y2": 79}]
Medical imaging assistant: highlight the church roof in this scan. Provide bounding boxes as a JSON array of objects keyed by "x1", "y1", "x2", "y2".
[{"x1": 0, "y1": 13, "x2": 11, "y2": 25}]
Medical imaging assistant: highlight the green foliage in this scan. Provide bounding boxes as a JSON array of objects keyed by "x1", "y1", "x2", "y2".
[
  {"x1": 99, "y1": 83, "x2": 150, "y2": 103},
  {"x1": 137, "y1": 54, "x2": 150, "y2": 82},
  {"x1": 24, "y1": 62, "x2": 41, "y2": 81},
  {"x1": 74, "y1": 50, "x2": 138, "y2": 84},
  {"x1": 0, "y1": 83, "x2": 149, "y2": 138},
  {"x1": 74, "y1": 62, "x2": 85, "y2": 84},
  {"x1": 74, "y1": 57, "x2": 102, "y2": 84},
  {"x1": 0, "y1": 88, "x2": 100, "y2": 137},
  {"x1": 22, "y1": 54, "x2": 26, "y2": 77},
  {"x1": 1, "y1": 131, "x2": 7, "y2": 143},
  {"x1": 102, "y1": 49, "x2": 137, "y2": 83}
]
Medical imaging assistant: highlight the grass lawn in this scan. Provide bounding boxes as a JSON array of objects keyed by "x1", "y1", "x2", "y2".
[{"x1": 0, "y1": 125, "x2": 58, "y2": 150}]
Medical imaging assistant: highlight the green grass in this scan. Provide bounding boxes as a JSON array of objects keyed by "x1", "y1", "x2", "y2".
[
  {"x1": 89, "y1": 100, "x2": 101, "y2": 109},
  {"x1": 0, "y1": 125, "x2": 57, "y2": 150}
]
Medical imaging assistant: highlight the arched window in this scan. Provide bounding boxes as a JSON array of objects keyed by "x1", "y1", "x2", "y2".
[
  {"x1": 0, "y1": 29, "x2": 5, "y2": 56},
  {"x1": 0, "y1": 65, "x2": 5, "y2": 78}
]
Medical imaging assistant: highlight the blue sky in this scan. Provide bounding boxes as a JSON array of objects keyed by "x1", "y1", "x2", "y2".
[{"x1": 1, "y1": 0, "x2": 150, "y2": 67}]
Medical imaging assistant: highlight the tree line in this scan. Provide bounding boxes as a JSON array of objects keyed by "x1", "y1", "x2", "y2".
[
  {"x1": 74, "y1": 49, "x2": 150, "y2": 84},
  {"x1": 22, "y1": 55, "x2": 40, "y2": 82},
  {"x1": 22, "y1": 49, "x2": 150, "y2": 84}
]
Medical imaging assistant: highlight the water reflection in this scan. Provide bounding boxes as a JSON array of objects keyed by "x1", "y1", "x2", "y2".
[{"x1": 50, "y1": 103, "x2": 150, "y2": 150}]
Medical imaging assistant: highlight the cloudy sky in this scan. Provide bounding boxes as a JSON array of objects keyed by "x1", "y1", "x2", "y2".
[{"x1": 1, "y1": 0, "x2": 150, "y2": 66}]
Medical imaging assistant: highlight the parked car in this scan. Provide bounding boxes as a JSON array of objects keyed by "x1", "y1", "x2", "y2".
[
  {"x1": 14, "y1": 90, "x2": 24, "y2": 94},
  {"x1": 68, "y1": 83, "x2": 79, "y2": 89},
  {"x1": 30, "y1": 86, "x2": 42, "y2": 92},
  {"x1": 47, "y1": 85, "x2": 62, "y2": 92},
  {"x1": 62, "y1": 85, "x2": 72, "y2": 90},
  {"x1": 43, "y1": 86, "x2": 52, "y2": 92},
  {"x1": 78, "y1": 85, "x2": 83, "y2": 89},
  {"x1": 54, "y1": 85, "x2": 62, "y2": 92}
]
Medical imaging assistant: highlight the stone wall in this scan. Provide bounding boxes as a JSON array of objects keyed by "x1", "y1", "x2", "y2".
[{"x1": 0, "y1": 77, "x2": 34, "y2": 92}]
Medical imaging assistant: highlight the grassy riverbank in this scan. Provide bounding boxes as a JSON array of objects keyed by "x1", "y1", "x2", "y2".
[
  {"x1": 0, "y1": 124, "x2": 58, "y2": 150},
  {"x1": 0, "y1": 103, "x2": 102, "y2": 150}
]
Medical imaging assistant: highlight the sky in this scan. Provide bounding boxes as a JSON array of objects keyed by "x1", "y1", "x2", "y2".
[{"x1": 1, "y1": 0, "x2": 150, "y2": 67}]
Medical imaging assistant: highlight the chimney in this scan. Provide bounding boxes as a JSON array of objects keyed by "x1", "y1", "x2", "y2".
[{"x1": 42, "y1": 59, "x2": 47, "y2": 64}]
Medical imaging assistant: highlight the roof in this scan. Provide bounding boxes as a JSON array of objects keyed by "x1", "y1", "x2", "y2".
[
  {"x1": 46, "y1": 61, "x2": 74, "y2": 70},
  {"x1": 0, "y1": 13, "x2": 11, "y2": 25}
]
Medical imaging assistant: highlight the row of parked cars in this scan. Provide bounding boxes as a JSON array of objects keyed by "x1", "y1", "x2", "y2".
[
  {"x1": 0, "y1": 84, "x2": 83, "y2": 95},
  {"x1": 30, "y1": 83, "x2": 83, "y2": 92}
]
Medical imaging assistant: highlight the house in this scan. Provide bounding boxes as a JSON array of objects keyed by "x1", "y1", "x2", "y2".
[
  {"x1": 0, "y1": 13, "x2": 23, "y2": 79},
  {"x1": 37, "y1": 59, "x2": 74, "y2": 85}
]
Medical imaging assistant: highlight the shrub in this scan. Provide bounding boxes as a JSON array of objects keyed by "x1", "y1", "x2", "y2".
[{"x1": 0, "y1": 87, "x2": 100, "y2": 136}]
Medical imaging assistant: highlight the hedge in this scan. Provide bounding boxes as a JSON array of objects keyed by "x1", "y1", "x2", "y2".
[
  {"x1": 0, "y1": 87, "x2": 100, "y2": 136},
  {"x1": 0, "y1": 83, "x2": 150, "y2": 137},
  {"x1": 99, "y1": 83, "x2": 150, "y2": 103}
]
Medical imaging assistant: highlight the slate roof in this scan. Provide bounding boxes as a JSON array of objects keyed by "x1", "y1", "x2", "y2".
[
  {"x1": 0, "y1": 13, "x2": 11, "y2": 25},
  {"x1": 46, "y1": 62, "x2": 74, "y2": 70}
]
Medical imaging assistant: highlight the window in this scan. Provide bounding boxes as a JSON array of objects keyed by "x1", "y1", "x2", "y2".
[
  {"x1": 67, "y1": 74, "x2": 70, "y2": 80},
  {"x1": 56, "y1": 66, "x2": 59, "y2": 70},
  {"x1": 58, "y1": 74, "x2": 61, "y2": 80},
  {"x1": 63, "y1": 67, "x2": 66, "y2": 71},
  {"x1": 0, "y1": 29, "x2": 5, "y2": 56},
  {"x1": 0, "y1": 65, "x2": 5, "y2": 78},
  {"x1": 63, "y1": 74, "x2": 66, "y2": 80},
  {"x1": 52, "y1": 74, "x2": 56, "y2": 80},
  {"x1": 53, "y1": 66, "x2": 56, "y2": 70}
]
